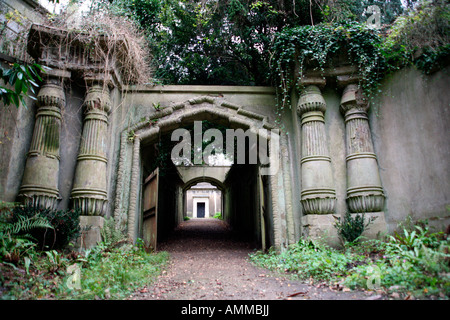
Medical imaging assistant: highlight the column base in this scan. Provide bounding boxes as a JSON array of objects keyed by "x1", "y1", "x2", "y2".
[
  {"x1": 76, "y1": 216, "x2": 105, "y2": 250},
  {"x1": 301, "y1": 212, "x2": 387, "y2": 248}
]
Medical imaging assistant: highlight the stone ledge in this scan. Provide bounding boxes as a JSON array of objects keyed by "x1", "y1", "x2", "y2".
[
  {"x1": 123, "y1": 84, "x2": 277, "y2": 94},
  {"x1": 76, "y1": 216, "x2": 105, "y2": 251},
  {"x1": 301, "y1": 212, "x2": 387, "y2": 248}
]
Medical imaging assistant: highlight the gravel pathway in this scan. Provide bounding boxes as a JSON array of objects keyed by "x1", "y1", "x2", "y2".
[{"x1": 129, "y1": 218, "x2": 373, "y2": 300}]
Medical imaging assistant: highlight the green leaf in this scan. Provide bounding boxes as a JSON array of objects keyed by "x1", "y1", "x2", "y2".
[
  {"x1": 24, "y1": 257, "x2": 31, "y2": 275},
  {"x1": 19, "y1": 95, "x2": 28, "y2": 109},
  {"x1": 11, "y1": 93, "x2": 19, "y2": 108}
]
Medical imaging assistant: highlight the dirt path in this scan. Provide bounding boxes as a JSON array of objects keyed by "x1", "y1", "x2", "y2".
[{"x1": 129, "y1": 218, "x2": 374, "y2": 300}]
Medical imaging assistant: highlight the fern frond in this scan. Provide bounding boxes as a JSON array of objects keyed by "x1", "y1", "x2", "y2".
[
  {"x1": 1, "y1": 215, "x2": 53, "y2": 235},
  {"x1": 100, "y1": 217, "x2": 126, "y2": 247}
]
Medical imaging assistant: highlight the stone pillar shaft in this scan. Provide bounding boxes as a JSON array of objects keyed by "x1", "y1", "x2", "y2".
[
  {"x1": 71, "y1": 83, "x2": 111, "y2": 216},
  {"x1": 297, "y1": 85, "x2": 336, "y2": 214},
  {"x1": 19, "y1": 73, "x2": 68, "y2": 209},
  {"x1": 341, "y1": 84, "x2": 385, "y2": 212}
]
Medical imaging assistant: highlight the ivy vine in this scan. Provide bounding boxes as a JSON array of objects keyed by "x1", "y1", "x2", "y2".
[
  {"x1": 272, "y1": 21, "x2": 387, "y2": 116},
  {"x1": 271, "y1": 0, "x2": 449, "y2": 119}
]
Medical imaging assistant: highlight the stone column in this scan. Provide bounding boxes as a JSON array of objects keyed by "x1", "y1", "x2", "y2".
[
  {"x1": 18, "y1": 70, "x2": 70, "y2": 209},
  {"x1": 71, "y1": 82, "x2": 111, "y2": 216},
  {"x1": 340, "y1": 84, "x2": 385, "y2": 212},
  {"x1": 297, "y1": 85, "x2": 336, "y2": 214}
]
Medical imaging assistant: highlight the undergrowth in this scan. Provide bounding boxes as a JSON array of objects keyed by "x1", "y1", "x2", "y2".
[
  {"x1": 0, "y1": 243, "x2": 168, "y2": 300},
  {"x1": 250, "y1": 219, "x2": 450, "y2": 299},
  {"x1": 0, "y1": 202, "x2": 168, "y2": 300}
]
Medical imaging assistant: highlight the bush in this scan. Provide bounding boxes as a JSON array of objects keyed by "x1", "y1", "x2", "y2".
[
  {"x1": 333, "y1": 212, "x2": 377, "y2": 244},
  {"x1": 250, "y1": 218, "x2": 450, "y2": 298},
  {"x1": 75, "y1": 245, "x2": 169, "y2": 299},
  {"x1": 11, "y1": 205, "x2": 80, "y2": 250},
  {"x1": 250, "y1": 239, "x2": 367, "y2": 282},
  {"x1": 343, "y1": 223, "x2": 450, "y2": 297},
  {"x1": 0, "y1": 202, "x2": 52, "y2": 264}
]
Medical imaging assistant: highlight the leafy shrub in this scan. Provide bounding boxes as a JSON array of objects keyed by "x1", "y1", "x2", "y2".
[
  {"x1": 100, "y1": 217, "x2": 127, "y2": 249},
  {"x1": 250, "y1": 239, "x2": 367, "y2": 282},
  {"x1": 343, "y1": 221, "x2": 450, "y2": 298},
  {"x1": 333, "y1": 212, "x2": 377, "y2": 244},
  {"x1": 381, "y1": 0, "x2": 450, "y2": 74},
  {"x1": 11, "y1": 205, "x2": 80, "y2": 250},
  {"x1": 0, "y1": 202, "x2": 52, "y2": 264},
  {"x1": 74, "y1": 246, "x2": 168, "y2": 299},
  {"x1": 251, "y1": 217, "x2": 450, "y2": 298}
]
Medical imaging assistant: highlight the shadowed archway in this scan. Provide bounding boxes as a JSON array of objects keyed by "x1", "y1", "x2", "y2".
[{"x1": 113, "y1": 95, "x2": 289, "y2": 249}]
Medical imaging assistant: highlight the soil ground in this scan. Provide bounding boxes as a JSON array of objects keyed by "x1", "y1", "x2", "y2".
[{"x1": 128, "y1": 218, "x2": 378, "y2": 300}]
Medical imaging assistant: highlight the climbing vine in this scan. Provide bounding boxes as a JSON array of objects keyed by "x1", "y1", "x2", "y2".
[
  {"x1": 272, "y1": 21, "x2": 387, "y2": 114},
  {"x1": 271, "y1": 1, "x2": 449, "y2": 118}
]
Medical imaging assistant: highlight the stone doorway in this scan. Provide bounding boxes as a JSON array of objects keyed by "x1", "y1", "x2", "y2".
[
  {"x1": 196, "y1": 202, "x2": 206, "y2": 218},
  {"x1": 112, "y1": 94, "x2": 289, "y2": 250}
]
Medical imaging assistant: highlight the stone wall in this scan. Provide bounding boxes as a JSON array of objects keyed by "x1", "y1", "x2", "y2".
[
  {"x1": 0, "y1": 0, "x2": 47, "y2": 61},
  {"x1": 284, "y1": 66, "x2": 449, "y2": 245},
  {"x1": 0, "y1": 0, "x2": 47, "y2": 203},
  {"x1": 0, "y1": 10, "x2": 448, "y2": 248},
  {"x1": 371, "y1": 66, "x2": 450, "y2": 232}
]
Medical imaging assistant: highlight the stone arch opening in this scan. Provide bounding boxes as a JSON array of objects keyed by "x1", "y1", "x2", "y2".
[
  {"x1": 184, "y1": 180, "x2": 223, "y2": 219},
  {"x1": 114, "y1": 96, "x2": 281, "y2": 250}
]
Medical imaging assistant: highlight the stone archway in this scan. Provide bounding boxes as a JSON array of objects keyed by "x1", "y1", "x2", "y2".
[{"x1": 112, "y1": 95, "x2": 293, "y2": 249}]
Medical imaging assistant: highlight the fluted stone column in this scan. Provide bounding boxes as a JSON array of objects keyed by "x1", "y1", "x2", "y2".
[
  {"x1": 19, "y1": 70, "x2": 70, "y2": 209},
  {"x1": 340, "y1": 84, "x2": 385, "y2": 212},
  {"x1": 71, "y1": 83, "x2": 111, "y2": 216},
  {"x1": 297, "y1": 85, "x2": 336, "y2": 214}
]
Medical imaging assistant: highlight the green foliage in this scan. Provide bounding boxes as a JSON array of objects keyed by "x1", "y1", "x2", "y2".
[
  {"x1": 272, "y1": 21, "x2": 387, "y2": 113},
  {"x1": 0, "y1": 63, "x2": 46, "y2": 109},
  {"x1": 251, "y1": 218, "x2": 450, "y2": 298},
  {"x1": 100, "y1": 217, "x2": 127, "y2": 249},
  {"x1": 94, "y1": 0, "x2": 327, "y2": 86},
  {"x1": 0, "y1": 203, "x2": 52, "y2": 264},
  {"x1": 11, "y1": 205, "x2": 80, "y2": 250},
  {"x1": 73, "y1": 245, "x2": 168, "y2": 299},
  {"x1": 380, "y1": 0, "x2": 450, "y2": 74},
  {"x1": 213, "y1": 212, "x2": 222, "y2": 219},
  {"x1": 0, "y1": 242, "x2": 168, "y2": 299},
  {"x1": 250, "y1": 238, "x2": 367, "y2": 282},
  {"x1": 344, "y1": 221, "x2": 449, "y2": 297},
  {"x1": 334, "y1": 212, "x2": 377, "y2": 244}
]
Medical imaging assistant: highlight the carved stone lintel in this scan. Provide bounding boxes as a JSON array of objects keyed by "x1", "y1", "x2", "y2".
[
  {"x1": 340, "y1": 84, "x2": 385, "y2": 213},
  {"x1": 297, "y1": 85, "x2": 336, "y2": 215}
]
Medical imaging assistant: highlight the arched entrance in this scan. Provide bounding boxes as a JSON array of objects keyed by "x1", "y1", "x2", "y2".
[
  {"x1": 184, "y1": 181, "x2": 223, "y2": 219},
  {"x1": 113, "y1": 96, "x2": 289, "y2": 250}
]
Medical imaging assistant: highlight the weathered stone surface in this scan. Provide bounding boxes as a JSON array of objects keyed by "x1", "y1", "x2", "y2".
[
  {"x1": 340, "y1": 84, "x2": 385, "y2": 213},
  {"x1": 302, "y1": 212, "x2": 387, "y2": 247},
  {"x1": 71, "y1": 83, "x2": 111, "y2": 216},
  {"x1": 297, "y1": 85, "x2": 336, "y2": 214},
  {"x1": 77, "y1": 215, "x2": 105, "y2": 250},
  {"x1": 18, "y1": 76, "x2": 67, "y2": 209}
]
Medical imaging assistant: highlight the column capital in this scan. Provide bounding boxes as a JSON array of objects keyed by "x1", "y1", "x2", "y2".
[
  {"x1": 340, "y1": 84, "x2": 369, "y2": 115},
  {"x1": 83, "y1": 84, "x2": 112, "y2": 114},
  {"x1": 297, "y1": 85, "x2": 327, "y2": 116}
]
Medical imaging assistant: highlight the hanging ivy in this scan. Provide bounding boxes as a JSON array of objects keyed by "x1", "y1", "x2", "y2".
[
  {"x1": 271, "y1": 1, "x2": 449, "y2": 119},
  {"x1": 271, "y1": 21, "x2": 388, "y2": 115}
]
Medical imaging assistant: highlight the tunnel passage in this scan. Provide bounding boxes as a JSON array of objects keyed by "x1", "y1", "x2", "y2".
[{"x1": 139, "y1": 125, "x2": 272, "y2": 251}]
